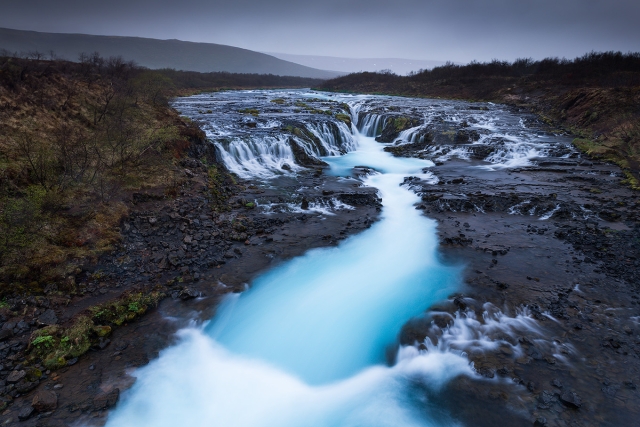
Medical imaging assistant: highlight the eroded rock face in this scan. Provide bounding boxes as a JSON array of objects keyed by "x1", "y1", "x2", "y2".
[{"x1": 375, "y1": 116, "x2": 421, "y2": 143}]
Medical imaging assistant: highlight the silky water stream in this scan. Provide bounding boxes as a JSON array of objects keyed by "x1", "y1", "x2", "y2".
[{"x1": 103, "y1": 91, "x2": 572, "y2": 427}]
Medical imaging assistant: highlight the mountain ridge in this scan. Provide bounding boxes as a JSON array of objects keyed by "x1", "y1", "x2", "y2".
[
  {"x1": 265, "y1": 52, "x2": 449, "y2": 75},
  {"x1": 0, "y1": 27, "x2": 338, "y2": 78}
]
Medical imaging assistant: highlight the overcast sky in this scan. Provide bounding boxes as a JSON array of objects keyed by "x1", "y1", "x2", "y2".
[{"x1": 2, "y1": 0, "x2": 639, "y2": 62}]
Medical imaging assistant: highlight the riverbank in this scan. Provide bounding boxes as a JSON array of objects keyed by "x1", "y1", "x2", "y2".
[{"x1": 1, "y1": 152, "x2": 381, "y2": 425}]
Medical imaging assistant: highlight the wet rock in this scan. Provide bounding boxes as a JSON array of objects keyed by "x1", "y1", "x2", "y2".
[
  {"x1": 601, "y1": 383, "x2": 619, "y2": 398},
  {"x1": 453, "y1": 296, "x2": 467, "y2": 310},
  {"x1": 37, "y1": 309, "x2": 58, "y2": 326},
  {"x1": 289, "y1": 137, "x2": 328, "y2": 167},
  {"x1": 301, "y1": 198, "x2": 309, "y2": 210},
  {"x1": 178, "y1": 288, "x2": 199, "y2": 300},
  {"x1": 6, "y1": 370, "x2": 26, "y2": 383},
  {"x1": 559, "y1": 391, "x2": 582, "y2": 408},
  {"x1": 93, "y1": 388, "x2": 120, "y2": 410},
  {"x1": 454, "y1": 129, "x2": 481, "y2": 143},
  {"x1": 0, "y1": 329, "x2": 13, "y2": 341},
  {"x1": 376, "y1": 116, "x2": 421, "y2": 143},
  {"x1": 32, "y1": 389, "x2": 57, "y2": 412},
  {"x1": 1, "y1": 320, "x2": 13, "y2": 331},
  {"x1": 337, "y1": 192, "x2": 381, "y2": 207},
  {"x1": 93, "y1": 337, "x2": 110, "y2": 350},
  {"x1": 538, "y1": 390, "x2": 556, "y2": 409},
  {"x1": 534, "y1": 416, "x2": 548, "y2": 426},
  {"x1": 18, "y1": 405, "x2": 34, "y2": 421},
  {"x1": 16, "y1": 380, "x2": 38, "y2": 394}
]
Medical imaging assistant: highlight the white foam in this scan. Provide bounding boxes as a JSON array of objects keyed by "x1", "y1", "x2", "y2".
[
  {"x1": 258, "y1": 197, "x2": 355, "y2": 216},
  {"x1": 539, "y1": 204, "x2": 561, "y2": 220}
]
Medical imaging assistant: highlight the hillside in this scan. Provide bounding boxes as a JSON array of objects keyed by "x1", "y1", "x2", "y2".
[
  {"x1": 265, "y1": 53, "x2": 447, "y2": 75},
  {"x1": 318, "y1": 52, "x2": 640, "y2": 188},
  {"x1": 0, "y1": 27, "x2": 338, "y2": 79}
]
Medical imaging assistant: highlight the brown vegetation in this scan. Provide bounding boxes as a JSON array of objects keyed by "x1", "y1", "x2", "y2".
[
  {"x1": 318, "y1": 52, "x2": 640, "y2": 188},
  {"x1": 155, "y1": 68, "x2": 322, "y2": 94},
  {"x1": 0, "y1": 54, "x2": 207, "y2": 295}
]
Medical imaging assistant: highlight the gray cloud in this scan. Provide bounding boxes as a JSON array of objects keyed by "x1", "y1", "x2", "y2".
[{"x1": 2, "y1": 0, "x2": 639, "y2": 62}]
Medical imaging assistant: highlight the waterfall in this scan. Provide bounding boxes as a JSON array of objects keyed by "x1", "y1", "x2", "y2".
[
  {"x1": 207, "y1": 121, "x2": 357, "y2": 179},
  {"x1": 102, "y1": 89, "x2": 578, "y2": 427},
  {"x1": 214, "y1": 135, "x2": 301, "y2": 179}
]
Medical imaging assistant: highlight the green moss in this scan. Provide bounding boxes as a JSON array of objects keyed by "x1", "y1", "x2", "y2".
[
  {"x1": 31, "y1": 335, "x2": 54, "y2": 349},
  {"x1": 94, "y1": 325, "x2": 112, "y2": 337},
  {"x1": 393, "y1": 117, "x2": 409, "y2": 131},
  {"x1": 574, "y1": 138, "x2": 639, "y2": 190},
  {"x1": 90, "y1": 291, "x2": 164, "y2": 326},
  {"x1": 270, "y1": 98, "x2": 286, "y2": 104},
  {"x1": 28, "y1": 317, "x2": 92, "y2": 368},
  {"x1": 65, "y1": 316, "x2": 93, "y2": 357},
  {"x1": 238, "y1": 108, "x2": 259, "y2": 116},
  {"x1": 27, "y1": 290, "x2": 164, "y2": 370},
  {"x1": 335, "y1": 113, "x2": 351, "y2": 125}
]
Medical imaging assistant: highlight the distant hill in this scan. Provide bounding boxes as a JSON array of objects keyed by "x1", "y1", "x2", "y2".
[
  {"x1": 0, "y1": 27, "x2": 338, "y2": 79},
  {"x1": 265, "y1": 53, "x2": 449, "y2": 75}
]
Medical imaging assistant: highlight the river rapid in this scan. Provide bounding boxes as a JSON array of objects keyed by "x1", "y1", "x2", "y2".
[{"x1": 103, "y1": 90, "x2": 575, "y2": 427}]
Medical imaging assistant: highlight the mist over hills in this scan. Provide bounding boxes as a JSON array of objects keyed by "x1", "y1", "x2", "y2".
[
  {"x1": 0, "y1": 27, "x2": 338, "y2": 78},
  {"x1": 266, "y1": 53, "x2": 449, "y2": 75}
]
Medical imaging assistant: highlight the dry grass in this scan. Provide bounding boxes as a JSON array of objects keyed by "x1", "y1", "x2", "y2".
[{"x1": 0, "y1": 57, "x2": 199, "y2": 294}]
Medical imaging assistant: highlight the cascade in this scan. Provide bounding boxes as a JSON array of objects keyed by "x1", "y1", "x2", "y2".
[{"x1": 103, "y1": 90, "x2": 576, "y2": 427}]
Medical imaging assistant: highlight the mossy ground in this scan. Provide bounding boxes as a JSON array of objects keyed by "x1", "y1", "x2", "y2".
[{"x1": 28, "y1": 290, "x2": 165, "y2": 370}]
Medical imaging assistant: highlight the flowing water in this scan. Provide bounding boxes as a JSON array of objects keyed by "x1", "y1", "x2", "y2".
[{"x1": 103, "y1": 90, "x2": 576, "y2": 427}]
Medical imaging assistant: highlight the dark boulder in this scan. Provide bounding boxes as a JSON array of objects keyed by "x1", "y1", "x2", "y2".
[
  {"x1": 93, "y1": 388, "x2": 120, "y2": 410},
  {"x1": 32, "y1": 389, "x2": 57, "y2": 412},
  {"x1": 18, "y1": 406, "x2": 34, "y2": 421},
  {"x1": 376, "y1": 116, "x2": 421, "y2": 143},
  {"x1": 37, "y1": 309, "x2": 58, "y2": 326},
  {"x1": 559, "y1": 391, "x2": 582, "y2": 408},
  {"x1": 179, "y1": 288, "x2": 200, "y2": 300}
]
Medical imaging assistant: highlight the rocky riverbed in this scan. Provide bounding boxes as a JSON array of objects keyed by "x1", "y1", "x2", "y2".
[
  {"x1": 386, "y1": 112, "x2": 640, "y2": 427},
  {"x1": 1, "y1": 90, "x2": 638, "y2": 427}
]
